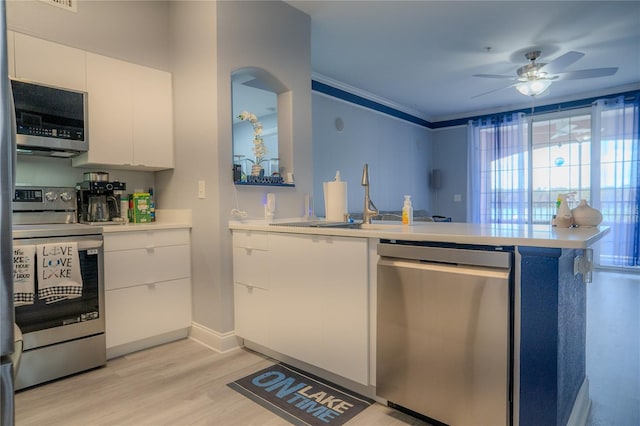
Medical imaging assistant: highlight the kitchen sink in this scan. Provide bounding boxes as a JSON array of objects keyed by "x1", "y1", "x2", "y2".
[
  {"x1": 270, "y1": 220, "x2": 402, "y2": 230},
  {"x1": 358, "y1": 222, "x2": 403, "y2": 230}
]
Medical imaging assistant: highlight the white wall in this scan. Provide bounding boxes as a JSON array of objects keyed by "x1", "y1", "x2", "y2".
[
  {"x1": 312, "y1": 93, "x2": 432, "y2": 217},
  {"x1": 16, "y1": 156, "x2": 154, "y2": 193},
  {"x1": 155, "y1": 0, "x2": 220, "y2": 331},
  {"x1": 216, "y1": 1, "x2": 312, "y2": 220},
  {"x1": 157, "y1": 0, "x2": 311, "y2": 334}
]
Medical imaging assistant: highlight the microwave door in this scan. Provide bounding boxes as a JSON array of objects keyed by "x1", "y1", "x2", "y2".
[{"x1": 11, "y1": 79, "x2": 88, "y2": 156}]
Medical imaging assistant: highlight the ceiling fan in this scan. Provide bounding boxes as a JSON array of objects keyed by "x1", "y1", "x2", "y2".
[{"x1": 472, "y1": 50, "x2": 618, "y2": 98}]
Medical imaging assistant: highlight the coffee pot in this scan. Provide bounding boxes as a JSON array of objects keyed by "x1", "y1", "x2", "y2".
[
  {"x1": 87, "y1": 195, "x2": 108, "y2": 222},
  {"x1": 87, "y1": 194, "x2": 120, "y2": 222}
]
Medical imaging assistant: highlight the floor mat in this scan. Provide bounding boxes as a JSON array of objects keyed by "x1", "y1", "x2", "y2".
[{"x1": 228, "y1": 363, "x2": 374, "y2": 426}]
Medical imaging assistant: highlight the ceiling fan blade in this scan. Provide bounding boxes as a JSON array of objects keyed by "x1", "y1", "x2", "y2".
[
  {"x1": 541, "y1": 51, "x2": 585, "y2": 74},
  {"x1": 471, "y1": 82, "x2": 518, "y2": 99},
  {"x1": 556, "y1": 67, "x2": 618, "y2": 80},
  {"x1": 472, "y1": 74, "x2": 518, "y2": 80}
]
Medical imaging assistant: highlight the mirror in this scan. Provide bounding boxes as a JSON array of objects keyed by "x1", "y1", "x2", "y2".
[{"x1": 232, "y1": 67, "x2": 290, "y2": 185}]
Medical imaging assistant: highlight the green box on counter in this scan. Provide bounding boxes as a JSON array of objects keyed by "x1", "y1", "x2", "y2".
[{"x1": 130, "y1": 193, "x2": 151, "y2": 223}]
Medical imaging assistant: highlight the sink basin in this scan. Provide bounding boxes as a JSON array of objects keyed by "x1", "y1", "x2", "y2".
[
  {"x1": 358, "y1": 222, "x2": 403, "y2": 230},
  {"x1": 270, "y1": 220, "x2": 359, "y2": 228},
  {"x1": 270, "y1": 220, "x2": 402, "y2": 230}
]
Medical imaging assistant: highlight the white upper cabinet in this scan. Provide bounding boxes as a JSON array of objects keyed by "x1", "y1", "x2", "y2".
[
  {"x1": 80, "y1": 53, "x2": 134, "y2": 166},
  {"x1": 73, "y1": 53, "x2": 174, "y2": 170},
  {"x1": 13, "y1": 32, "x2": 86, "y2": 91},
  {"x1": 8, "y1": 32, "x2": 174, "y2": 171},
  {"x1": 132, "y1": 64, "x2": 174, "y2": 170}
]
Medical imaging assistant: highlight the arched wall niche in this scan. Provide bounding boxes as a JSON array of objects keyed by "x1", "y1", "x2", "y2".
[{"x1": 232, "y1": 66, "x2": 293, "y2": 186}]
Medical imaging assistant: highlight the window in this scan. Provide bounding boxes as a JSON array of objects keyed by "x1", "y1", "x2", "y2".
[
  {"x1": 469, "y1": 97, "x2": 639, "y2": 269},
  {"x1": 531, "y1": 112, "x2": 592, "y2": 224}
]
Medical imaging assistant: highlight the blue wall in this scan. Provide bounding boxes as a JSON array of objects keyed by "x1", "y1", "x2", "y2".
[{"x1": 312, "y1": 93, "x2": 432, "y2": 217}]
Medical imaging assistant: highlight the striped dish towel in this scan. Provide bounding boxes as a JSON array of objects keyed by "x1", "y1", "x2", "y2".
[{"x1": 13, "y1": 245, "x2": 36, "y2": 306}]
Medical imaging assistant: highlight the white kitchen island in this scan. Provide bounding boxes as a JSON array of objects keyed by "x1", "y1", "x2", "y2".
[{"x1": 229, "y1": 219, "x2": 608, "y2": 426}]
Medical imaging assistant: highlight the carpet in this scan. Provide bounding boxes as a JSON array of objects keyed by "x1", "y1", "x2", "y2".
[{"x1": 228, "y1": 363, "x2": 374, "y2": 426}]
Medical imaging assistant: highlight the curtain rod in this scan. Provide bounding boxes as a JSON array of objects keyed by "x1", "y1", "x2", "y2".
[{"x1": 523, "y1": 91, "x2": 639, "y2": 118}]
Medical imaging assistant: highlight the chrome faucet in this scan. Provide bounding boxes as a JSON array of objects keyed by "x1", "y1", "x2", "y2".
[{"x1": 361, "y1": 163, "x2": 379, "y2": 224}]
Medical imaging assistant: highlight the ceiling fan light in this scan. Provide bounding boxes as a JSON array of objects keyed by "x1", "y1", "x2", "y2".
[{"x1": 516, "y1": 79, "x2": 552, "y2": 96}]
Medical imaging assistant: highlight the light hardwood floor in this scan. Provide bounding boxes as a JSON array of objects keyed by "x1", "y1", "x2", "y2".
[
  {"x1": 14, "y1": 339, "x2": 428, "y2": 426},
  {"x1": 586, "y1": 270, "x2": 640, "y2": 426}
]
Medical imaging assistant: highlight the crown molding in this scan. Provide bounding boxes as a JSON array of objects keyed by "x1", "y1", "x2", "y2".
[{"x1": 312, "y1": 72, "x2": 429, "y2": 122}]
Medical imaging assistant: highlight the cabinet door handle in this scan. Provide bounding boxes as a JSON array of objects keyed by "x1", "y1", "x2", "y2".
[{"x1": 145, "y1": 245, "x2": 155, "y2": 252}]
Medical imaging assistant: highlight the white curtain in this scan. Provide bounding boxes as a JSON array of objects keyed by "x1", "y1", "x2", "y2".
[
  {"x1": 468, "y1": 113, "x2": 528, "y2": 224},
  {"x1": 592, "y1": 96, "x2": 640, "y2": 268}
]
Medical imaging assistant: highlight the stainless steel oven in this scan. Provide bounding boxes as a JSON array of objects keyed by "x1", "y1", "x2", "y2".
[{"x1": 12, "y1": 186, "x2": 105, "y2": 390}]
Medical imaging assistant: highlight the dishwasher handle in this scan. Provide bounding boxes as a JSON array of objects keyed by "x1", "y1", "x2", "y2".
[{"x1": 377, "y1": 242, "x2": 511, "y2": 269}]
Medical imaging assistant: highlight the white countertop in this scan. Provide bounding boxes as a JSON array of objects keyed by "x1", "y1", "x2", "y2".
[
  {"x1": 100, "y1": 209, "x2": 192, "y2": 233},
  {"x1": 99, "y1": 222, "x2": 191, "y2": 233},
  {"x1": 229, "y1": 219, "x2": 609, "y2": 249}
]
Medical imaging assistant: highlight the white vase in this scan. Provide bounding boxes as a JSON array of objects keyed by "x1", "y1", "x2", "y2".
[{"x1": 571, "y1": 199, "x2": 603, "y2": 227}]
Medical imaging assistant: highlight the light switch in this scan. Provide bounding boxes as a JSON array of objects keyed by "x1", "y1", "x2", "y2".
[
  {"x1": 198, "y1": 180, "x2": 206, "y2": 199},
  {"x1": 453, "y1": 194, "x2": 462, "y2": 202}
]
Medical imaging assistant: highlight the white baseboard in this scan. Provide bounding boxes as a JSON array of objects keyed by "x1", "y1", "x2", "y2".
[
  {"x1": 189, "y1": 322, "x2": 241, "y2": 353},
  {"x1": 107, "y1": 328, "x2": 189, "y2": 359},
  {"x1": 567, "y1": 377, "x2": 591, "y2": 426}
]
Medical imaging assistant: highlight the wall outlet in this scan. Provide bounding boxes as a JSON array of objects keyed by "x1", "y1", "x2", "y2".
[
  {"x1": 198, "y1": 180, "x2": 206, "y2": 199},
  {"x1": 453, "y1": 194, "x2": 462, "y2": 202}
]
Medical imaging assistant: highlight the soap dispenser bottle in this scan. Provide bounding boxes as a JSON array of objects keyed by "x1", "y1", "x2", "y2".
[
  {"x1": 555, "y1": 193, "x2": 573, "y2": 228},
  {"x1": 402, "y1": 195, "x2": 413, "y2": 225}
]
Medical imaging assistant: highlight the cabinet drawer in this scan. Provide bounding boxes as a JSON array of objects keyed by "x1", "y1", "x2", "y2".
[
  {"x1": 104, "y1": 228, "x2": 190, "y2": 252},
  {"x1": 234, "y1": 282, "x2": 271, "y2": 346},
  {"x1": 233, "y1": 231, "x2": 268, "y2": 250},
  {"x1": 105, "y1": 278, "x2": 191, "y2": 348},
  {"x1": 105, "y1": 245, "x2": 190, "y2": 290},
  {"x1": 233, "y1": 247, "x2": 270, "y2": 289}
]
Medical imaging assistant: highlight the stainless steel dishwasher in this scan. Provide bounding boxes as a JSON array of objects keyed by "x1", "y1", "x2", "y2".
[{"x1": 377, "y1": 241, "x2": 513, "y2": 426}]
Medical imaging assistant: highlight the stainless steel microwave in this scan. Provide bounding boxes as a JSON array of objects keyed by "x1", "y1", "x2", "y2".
[{"x1": 10, "y1": 78, "x2": 88, "y2": 157}]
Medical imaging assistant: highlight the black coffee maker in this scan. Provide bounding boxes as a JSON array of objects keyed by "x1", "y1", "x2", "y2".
[{"x1": 77, "y1": 175, "x2": 126, "y2": 224}]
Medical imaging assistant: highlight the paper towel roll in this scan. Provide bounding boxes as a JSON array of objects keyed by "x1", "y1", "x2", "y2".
[{"x1": 323, "y1": 178, "x2": 347, "y2": 222}]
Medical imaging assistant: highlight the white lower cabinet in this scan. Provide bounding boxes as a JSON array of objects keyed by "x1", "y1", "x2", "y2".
[
  {"x1": 233, "y1": 231, "x2": 271, "y2": 346},
  {"x1": 104, "y1": 228, "x2": 192, "y2": 357},
  {"x1": 232, "y1": 231, "x2": 369, "y2": 385},
  {"x1": 105, "y1": 279, "x2": 191, "y2": 348},
  {"x1": 234, "y1": 282, "x2": 271, "y2": 346}
]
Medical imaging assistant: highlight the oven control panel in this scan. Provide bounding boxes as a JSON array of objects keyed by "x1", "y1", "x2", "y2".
[{"x1": 13, "y1": 186, "x2": 77, "y2": 212}]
